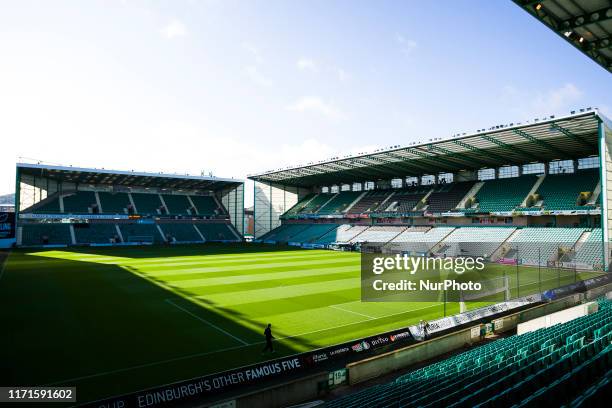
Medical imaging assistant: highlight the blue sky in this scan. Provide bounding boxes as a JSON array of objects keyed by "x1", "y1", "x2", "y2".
[{"x1": 0, "y1": 0, "x2": 610, "y2": 204}]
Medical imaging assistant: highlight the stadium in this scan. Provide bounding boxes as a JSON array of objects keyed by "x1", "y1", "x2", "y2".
[{"x1": 1, "y1": 1, "x2": 612, "y2": 408}]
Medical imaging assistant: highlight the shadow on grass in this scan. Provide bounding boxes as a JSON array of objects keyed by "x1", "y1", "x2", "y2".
[{"x1": 0, "y1": 245, "x2": 319, "y2": 404}]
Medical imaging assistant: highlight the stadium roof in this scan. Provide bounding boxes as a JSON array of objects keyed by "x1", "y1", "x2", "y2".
[
  {"x1": 16, "y1": 163, "x2": 243, "y2": 191},
  {"x1": 249, "y1": 110, "x2": 605, "y2": 187},
  {"x1": 513, "y1": 0, "x2": 612, "y2": 73}
]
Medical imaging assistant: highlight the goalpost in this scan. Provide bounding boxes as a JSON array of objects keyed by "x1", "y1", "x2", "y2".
[{"x1": 459, "y1": 275, "x2": 510, "y2": 313}]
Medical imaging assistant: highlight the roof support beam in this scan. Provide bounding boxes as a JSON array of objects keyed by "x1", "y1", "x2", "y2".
[
  {"x1": 513, "y1": 128, "x2": 573, "y2": 157},
  {"x1": 556, "y1": 6, "x2": 612, "y2": 33},
  {"x1": 480, "y1": 134, "x2": 542, "y2": 163},
  {"x1": 452, "y1": 139, "x2": 509, "y2": 165},
  {"x1": 406, "y1": 148, "x2": 464, "y2": 171},
  {"x1": 380, "y1": 152, "x2": 437, "y2": 173},
  {"x1": 425, "y1": 144, "x2": 480, "y2": 168},
  {"x1": 549, "y1": 123, "x2": 596, "y2": 149}
]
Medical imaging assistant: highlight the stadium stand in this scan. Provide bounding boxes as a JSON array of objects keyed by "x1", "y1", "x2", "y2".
[
  {"x1": 471, "y1": 175, "x2": 538, "y2": 212},
  {"x1": 190, "y1": 195, "x2": 223, "y2": 216},
  {"x1": 507, "y1": 227, "x2": 585, "y2": 265},
  {"x1": 21, "y1": 223, "x2": 72, "y2": 246},
  {"x1": 119, "y1": 223, "x2": 164, "y2": 243},
  {"x1": 347, "y1": 190, "x2": 392, "y2": 214},
  {"x1": 317, "y1": 224, "x2": 370, "y2": 244},
  {"x1": 97, "y1": 192, "x2": 130, "y2": 214},
  {"x1": 261, "y1": 224, "x2": 310, "y2": 242},
  {"x1": 529, "y1": 169, "x2": 599, "y2": 211},
  {"x1": 287, "y1": 224, "x2": 339, "y2": 243},
  {"x1": 195, "y1": 223, "x2": 239, "y2": 241},
  {"x1": 437, "y1": 227, "x2": 516, "y2": 258},
  {"x1": 317, "y1": 192, "x2": 362, "y2": 214},
  {"x1": 574, "y1": 228, "x2": 604, "y2": 268},
  {"x1": 350, "y1": 225, "x2": 406, "y2": 243},
  {"x1": 297, "y1": 194, "x2": 333, "y2": 214},
  {"x1": 130, "y1": 193, "x2": 164, "y2": 215},
  {"x1": 386, "y1": 226, "x2": 455, "y2": 254},
  {"x1": 62, "y1": 191, "x2": 97, "y2": 214},
  {"x1": 283, "y1": 193, "x2": 316, "y2": 216},
  {"x1": 425, "y1": 181, "x2": 475, "y2": 213},
  {"x1": 327, "y1": 297, "x2": 612, "y2": 408},
  {"x1": 27, "y1": 194, "x2": 61, "y2": 213},
  {"x1": 74, "y1": 223, "x2": 119, "y2": 244},
  {"x1": 159, "y1": 223, "x2": 203, "y2": 242},
  {"x1": 381, "y1": 186, "x2": 430, "y2": 213},
  {"x1": 161, "y1": 194, "x2": 192, "y2": 215}
]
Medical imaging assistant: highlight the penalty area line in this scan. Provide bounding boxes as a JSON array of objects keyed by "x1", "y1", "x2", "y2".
[
  {"x1": 45, "y1": 303, "x2": 442, "y2": 386},
  {"x1": 165, "y1": 298, "x2": 249, "y2": 346}
]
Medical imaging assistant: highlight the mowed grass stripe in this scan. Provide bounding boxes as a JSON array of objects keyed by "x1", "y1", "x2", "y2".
[
  {"x1": 198, "y1": 277, "x2": 360, "y2": 307},
  {"x1": 168, "y1": 267, "x2": 358, "y2": 293},
  {"x1": 130, "y1": 253, "x2": 350, "y2": 273},
  {"x1": 28, "y1": 249, "x2": 349, "y2": 266},
  {"x1": 228, "y1": 288, "x2": 358, "y2": 318},
  {"x1": 180, "y1": 271, "x2": 357, "y2": 297},
  {"x1": 144, "y1": 257, "x2": 358, "y2": 277}
]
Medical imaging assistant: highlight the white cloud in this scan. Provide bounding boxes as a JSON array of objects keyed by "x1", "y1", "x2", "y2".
[
  {"x1": 243, "y1": 42, "x2": 264, "y2": 64},
  {"x1": 160, "y1": 19, "x2": 187, "y2": 39},
  {"x1": 532, "y1": 83, "x2": 583, "y2": 113},
  {"x1": 500, "y1": 83, "x2": 584, "y2": 118},
  {"x1": 336, "y1": 67, "x2": 349, "y2": 82},
  {"x1": 287, "y1": 96, "x2": 345, "y2": 120},
  {"x1": 296, "y1": 57, "x2": 318, "y2": 72},
  {"x1": 396, "y1": 33, "x2": 417, "y2": 55},
  {"x1": 245, "y1": 65, "x2": 272, "y2": 87}
]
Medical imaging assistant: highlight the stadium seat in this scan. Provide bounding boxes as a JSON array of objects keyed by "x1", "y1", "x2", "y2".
[
  {"x1": 159, "y1": 223, "x2": 204, "y2": 242},
  {"x1": 73, "y1": 223, "x2": 120, "y2": 244},
  {"x1": 437, "y1": 227, "x2": 516, "y2": 258},
  {"x1": 426, "y1": 181, "x2": 475, "y2": 213},
  {"x1": 348, "y1": 190, "x2": 394, "y2": 214},
  {"x1": 327, "y1": 297, "x2": 612, "y2": 408},
  {"x1": 507, "y1": 228, "x2": 585, "y2": 265},
  {"x1": 190, "y1": 195, "x2": 223, "y2": 216},
  {"x1": 97, "y1": 192, "x2": 130, "y2": 214},
  {"x1": 285, "y1": 224, "x2": 339, "y2": 243},
  {"x1": 472, "y1": 175, "x2": 538, "y2": 212},
  {"x1": 532, "y1": 169, "x2": 599, "y2": 211},
  {"x1": 161, "y1": 194, "x2": 192, "y2": 215},
  {"x1": 317, "y1": 224, "x2": 370, "y2": 244},
  {"x1": 350, "y1": 225, "x2": 407, "y2": 243},
  {"x1": 21, "y1": 223, "x2": 72, "y2": 246},
  {"x1": 317, "y1": 192, "x2": 363, "y2": 214},
  {"x1": 195, "y1": 223, "x2": 239, "y2": 242},
  {"x1": 387, "y1": 226, "x2": 455, "y2": 254},
  {"x1": 119, "y1": 223, "x2": 164, "y2": 243},
  {"x1": 62, "y1": 191, "x2": 97, "y2": 214},
  {"x1": 130, "y1": 193, "x2": 164, "y2": 215}
]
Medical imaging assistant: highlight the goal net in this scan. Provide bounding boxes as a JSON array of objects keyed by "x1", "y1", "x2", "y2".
[{"x1": 459, "y1": 275, "x2": 510, "y2": 313}]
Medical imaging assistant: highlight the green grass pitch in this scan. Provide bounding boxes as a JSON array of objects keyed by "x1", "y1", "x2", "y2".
[{"x1": 0, "y1": 244, "x2": 600, "y2": 403}]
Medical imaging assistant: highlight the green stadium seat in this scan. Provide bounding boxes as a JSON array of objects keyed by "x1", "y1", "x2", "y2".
[{"x1": 21, "y1": 223, "x2": 72, "y2": 246}]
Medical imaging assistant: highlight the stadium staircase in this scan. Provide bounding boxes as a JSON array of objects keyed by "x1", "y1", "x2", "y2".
[
  {"x1": 326, "y1": 297, "x2": 612, "y2": 408},
  {"x1": 97, "y1": 192, "x2": 130, "y2": 214},
  {"x1": 347, "y1": 190, "x2": 394, "y2": 214},
  {"x1": 424, "y1": 181, "x2": 475, "y2": 213},
  {"x1": 526, "y1": 169, "x2": 599, "y2": 211},
  {"x1": 468, "y1": 175, "x2": 538, "y2": 213}
]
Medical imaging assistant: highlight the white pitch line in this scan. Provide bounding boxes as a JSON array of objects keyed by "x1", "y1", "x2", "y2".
[
  {"x1": 44, "y1": 303, "x2": 443, "y2": 386},
  {"x1": 165, "y1": 299, "x2": 249, "y2": 346},
  {"x1": 329, "y1": 304, "x2": 375, "y2": 319}
]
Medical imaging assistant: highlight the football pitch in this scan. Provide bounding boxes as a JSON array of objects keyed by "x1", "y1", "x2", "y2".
[{"x1": 0, "y1": 244, "x2": 601, "y2": 403}]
